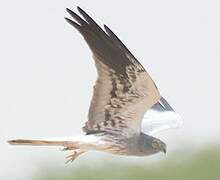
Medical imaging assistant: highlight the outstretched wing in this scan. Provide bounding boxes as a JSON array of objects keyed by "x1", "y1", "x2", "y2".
[
  {"x1": 65, "y1": 7, "x2": 160, "y2": 137},
  {"x1": 142, "y1": 96, "x2": 182, "y2": 135}
]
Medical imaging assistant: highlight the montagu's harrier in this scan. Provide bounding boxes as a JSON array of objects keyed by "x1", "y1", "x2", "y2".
[{"x1": 8, "y1": 7, "x2": 182, "y2": 163}]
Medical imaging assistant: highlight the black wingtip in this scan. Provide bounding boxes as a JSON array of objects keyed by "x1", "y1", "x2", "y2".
[
  {"x1": 77, "y1": 6, "x2": 84, "y2": 13},
  {"x1": 64, "y1": 17, "x2": 70, "y2": 22},
  {"x1": 66, "y1": 7, "x2": 88, "y2": 26},
  {"x1": 104, "y1": 24, "x2": 111, "y2": 33},
  {"x1": 76, "y1": 6, "x2": 95, "y2": 24},
  {"x1": 66, "y1": 8, "x2": 73, "y2": 15},
  {"x1": 64, "y1": 17, "x2": 81, "y2": 30},
  {"x1": 66, "y1": 8, "x2": 75, "y2": 17}
]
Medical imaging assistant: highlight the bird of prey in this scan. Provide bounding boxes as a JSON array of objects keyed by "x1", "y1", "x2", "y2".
[{"x1": 8, "y1": 7, "x2": 182, "y2": 163}]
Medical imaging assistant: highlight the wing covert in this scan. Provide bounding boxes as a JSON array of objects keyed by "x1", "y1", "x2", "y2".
[{"x1": 65, "y1": 7, "x2": 160, "y2": 137}]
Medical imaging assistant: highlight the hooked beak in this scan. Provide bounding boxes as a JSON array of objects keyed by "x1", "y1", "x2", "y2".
[
  {"x1": 163, "y1": 148, "x2": 167, "y2": 154},
  {"x1": 162, "y1": 146, "x2": 167, "y2": 154}
]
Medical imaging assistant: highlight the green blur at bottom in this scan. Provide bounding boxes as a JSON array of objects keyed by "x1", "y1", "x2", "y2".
[{"x1": 32, "y1": 147, "x2": 220, "y2": 180}]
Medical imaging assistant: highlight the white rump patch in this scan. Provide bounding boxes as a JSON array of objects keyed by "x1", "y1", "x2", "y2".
[{"x1": 141, "y1": 97, "x2": 182, "y2": 135}]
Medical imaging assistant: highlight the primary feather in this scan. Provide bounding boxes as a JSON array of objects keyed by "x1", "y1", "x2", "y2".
[{"x1": 65, "y1": 7, "x2": 160, "y2": 136}]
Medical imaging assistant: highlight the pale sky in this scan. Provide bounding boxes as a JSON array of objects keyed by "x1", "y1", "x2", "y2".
[{"x1": 0, "y1": 0, "x2": 220, "y2": 179}]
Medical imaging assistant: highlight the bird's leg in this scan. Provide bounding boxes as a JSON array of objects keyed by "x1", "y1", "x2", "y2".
[
  {"x1": 60, "y1": 145, "x2": 84, "y2": 163},
  {"x1": 65, "y1": 149, "x2": 85, "y2": 163},
  {"x1": 61, "y1": 143, "x2": 80, "y2": 151},
  {"x1": 61, "y1": 146, "x2": 74, "y2": 151}
]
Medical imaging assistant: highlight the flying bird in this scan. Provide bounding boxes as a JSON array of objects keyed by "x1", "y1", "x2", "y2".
[{"x1": 8, "y1": 7, "x2": 182, "y2": 163}]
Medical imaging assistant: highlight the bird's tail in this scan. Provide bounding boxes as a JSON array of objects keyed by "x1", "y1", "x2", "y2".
[
  {"x1": 8, "y1": 135, "x2": 105, "y2": 163},
  {"x1": 8, "y1": 139, "x2": 77, "y2": 147},
  {"x1": 8, "y1": 135, "x2": 101, "y2": 149},
  {"x1": 7, "y1": 136, "x2": 100, "y2": 163}
]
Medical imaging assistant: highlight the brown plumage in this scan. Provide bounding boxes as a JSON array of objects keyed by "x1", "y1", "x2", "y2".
[
  {"x1": 7, "y1": 6, "x2": 181, "y2": 163},
  {"x1": 64, "y1": 7, "x2": 160, "y2": 136}
]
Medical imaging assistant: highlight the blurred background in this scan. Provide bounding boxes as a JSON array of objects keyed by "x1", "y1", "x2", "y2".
[{"x1": 0, "y1": 0, "x2": 220, "y2": 179}]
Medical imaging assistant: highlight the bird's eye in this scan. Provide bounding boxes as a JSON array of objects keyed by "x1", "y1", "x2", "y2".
[{"x1": 152, "y1": 140, "x2": 159, "y2": 149}]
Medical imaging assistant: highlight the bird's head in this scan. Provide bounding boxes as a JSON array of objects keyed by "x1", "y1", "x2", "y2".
[
  {"x1": 140, "y1": 133, "x2": 167, "y2": 155},
  {"x1": 151, "y1": 138, "x2": 167, "y2": 154}
]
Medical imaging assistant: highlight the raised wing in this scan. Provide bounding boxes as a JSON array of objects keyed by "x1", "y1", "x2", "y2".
[
  {"x1": 142, "y1": 96, "x2": 182, "y2": 135},
  {"x1": 65, "y1": 7, "x2": 160, "y2": 137}
]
